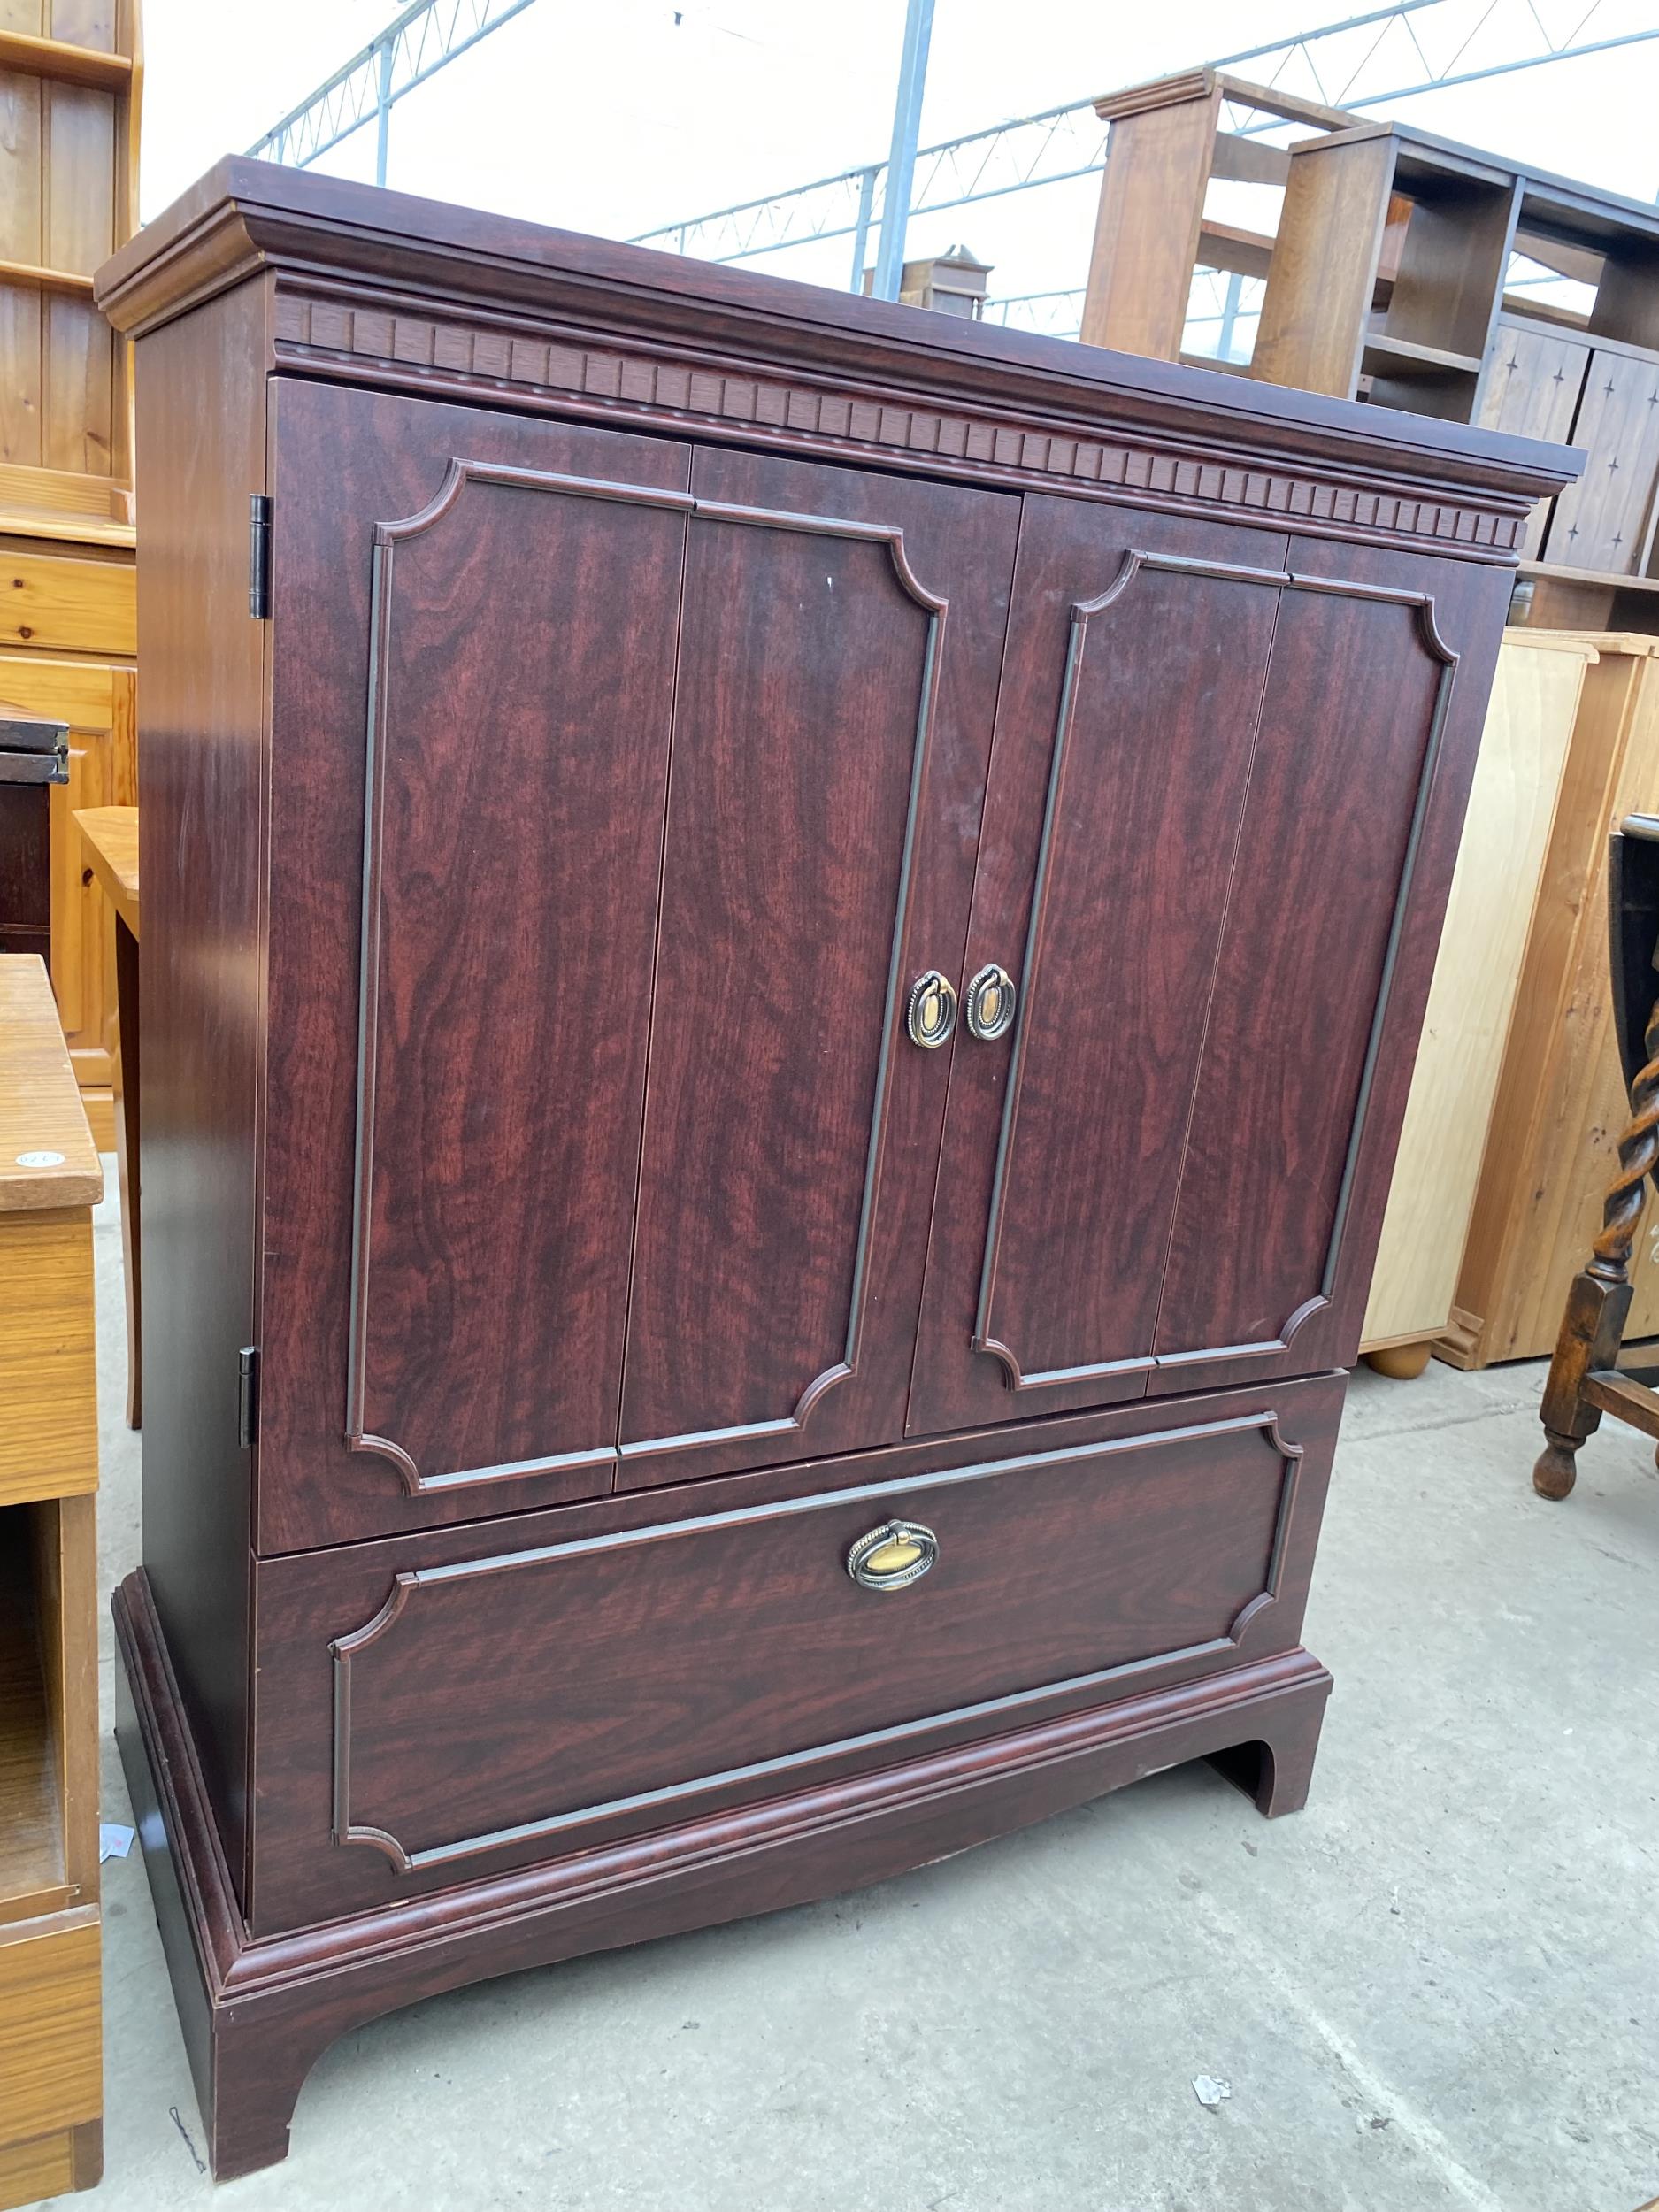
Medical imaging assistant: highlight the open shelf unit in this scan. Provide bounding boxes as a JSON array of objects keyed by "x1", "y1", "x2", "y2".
[{"x1": 1081, "y1": 74, "x2": 1659, "y2": 630}]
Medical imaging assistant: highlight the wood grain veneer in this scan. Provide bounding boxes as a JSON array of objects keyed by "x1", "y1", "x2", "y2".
[
  {"x1": 0, "y1": 956, "x2": 99, "y2": 1505},
  {"x1": 100, "y1": 158, "x2": 1578, "y2": 2179}
]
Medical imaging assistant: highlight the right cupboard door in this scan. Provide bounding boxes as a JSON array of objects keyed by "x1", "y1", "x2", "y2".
[{"x1": 908, "y1": 496, "x2": 1467, "y2": 1436}]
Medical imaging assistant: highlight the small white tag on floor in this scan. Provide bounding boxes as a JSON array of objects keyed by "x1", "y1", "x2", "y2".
[
  {"x1": 99, "y1": 1823, "x2": 135, "y2": 1863},
  {"x1": 1193, "y1": 2076, "x2": 1233, "y2": 2111}
]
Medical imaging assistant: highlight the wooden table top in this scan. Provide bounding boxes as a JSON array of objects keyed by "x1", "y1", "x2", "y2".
[
  {"x1": 0, "y1": 956, "x2": 103, "y2": 1211},
  {"x1": 75, "y1": 804, "x2": 139, "y2": 938}
]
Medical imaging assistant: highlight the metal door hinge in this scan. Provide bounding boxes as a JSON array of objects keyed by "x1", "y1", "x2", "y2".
[
  {"x1": 238, "y1": 1347, "x2": 260, "y2": 1449},
  {"x1": 249, "y1": 495, "x2": 273, "y2": 618}
]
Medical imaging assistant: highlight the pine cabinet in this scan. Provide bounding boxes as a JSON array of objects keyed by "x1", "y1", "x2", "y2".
[{"x1": 95, "y1": 158, "x2": 1576, "y2": 2180}]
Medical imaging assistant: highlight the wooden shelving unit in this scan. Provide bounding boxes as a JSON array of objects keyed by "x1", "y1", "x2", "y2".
[
  {"x1": 1081, "y1": 75, "x2": 1659, "y2": 633},
  {"x1": 0, "y1": 954, "x2": 104, "y2": 2209},
  {"x1": 0, "y1": 0, "x2": 142, "y2": 1149}
]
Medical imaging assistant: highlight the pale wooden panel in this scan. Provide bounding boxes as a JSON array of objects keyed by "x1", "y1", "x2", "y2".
[
  {"x1": 49, "y1": 661, "x2": 130, "y2": 1075},
  {"x1": 0, "y1": 71, "x2": 42, "y2": 257},
  {"x1": 0, "y1": 287, "x2": 42, "y2": 465},
  {"x1": 0, "y1": 547, "x2": 134, "y2": 652},
  {"x1": 1443, "y1": 640, "x2": 1659, "y2": 1365},
  {"x1": 31, "y1": 1494, "x2": 98, "y2": 1896},
  {"x1": 0, "y1": 457, "x2": 133, "y2": 543},
  {"x1": 42, "y1": 296, "x2": 111, "y2": 473},
  {"x1": 0, "y1": 954, "x2": 100, "y2": 1205},
  {"x1": 49, "y1": 0, "x2": 115, "y2": 50},
  {"x1": 42, "y1": 81, "x2": 113, "y2": 474},
  {"x1": 0, "y1": 1213, "x2": 96, "y2": 1505},
  {"x1": 0, "y1": 1517, "x2": 64, "y2": 1916},
  {"x1": 1363, "y1": 635, "x2": 1594, "y2": 1348},
  {"x1": 0, "y1": 1911, "x2": 101, "y2": 2145},
  {"x1": 0, "y1": 646, "x2": 114, "y2": 727},
  {"x1": 0, "y1": 70, "x2": 44, "y2": 470},
  {"x1": 0, "y1": 2127, "x2": 77, "y2": 2212},
  {"x1": 1080, "y1": 83, "x2": 1220, "y2": 362},
  {"x1": 0, "y1": 4, "x2": 45, "y2": 35},
  {"x1": 1252, "y1": 133, "x2": 1396, "y2": 397},
  {"x1": 73, "y1": 800, "x2": 134, "y2": 930},
  {"x1": 0, "y1": 961, "x2": 99, "y2": 1500}
]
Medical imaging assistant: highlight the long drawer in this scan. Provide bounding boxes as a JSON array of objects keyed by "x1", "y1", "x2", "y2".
[{"x1": 242, "y1": 1375, "x2": 1342, "y2": 1934}]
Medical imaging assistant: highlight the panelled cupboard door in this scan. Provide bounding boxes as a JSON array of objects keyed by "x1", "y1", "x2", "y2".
[
  {"x1": 257, "y1": 382, "x2": 1018, "y2": 1550},
  {"x1": 615, "y1": 449, "x2": 1019, "y2": 1490},
  {"x1": 909, "y1": 497, "x2": 1489, "y2": 1436},
  {"x1": 259, "y1": 384, "x2": 696, "y2": 1552}
]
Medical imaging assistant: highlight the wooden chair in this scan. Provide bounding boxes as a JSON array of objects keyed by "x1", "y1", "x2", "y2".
[{"x1": 1534, "y1": 813, "x2": 1659, "y2": 1495}]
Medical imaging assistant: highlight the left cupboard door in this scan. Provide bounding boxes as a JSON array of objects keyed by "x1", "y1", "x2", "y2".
[{"x1": 257, "y1": 383, "x2": 695, "y2": 1552}]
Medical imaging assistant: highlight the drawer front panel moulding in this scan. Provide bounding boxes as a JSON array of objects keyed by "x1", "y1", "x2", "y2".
[{"x1": 328, "y1": 1407, "x2": 1310, "y2": 1880}]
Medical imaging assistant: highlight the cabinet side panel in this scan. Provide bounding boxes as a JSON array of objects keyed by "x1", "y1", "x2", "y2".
[{"x1": 134, "y1": 276, "x2": 268, "y2": 1897}]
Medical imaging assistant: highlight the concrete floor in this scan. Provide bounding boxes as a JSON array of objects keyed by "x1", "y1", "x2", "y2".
[{"x1": 51, "y1": 1174, "x2": 1659, "y2": 2212}]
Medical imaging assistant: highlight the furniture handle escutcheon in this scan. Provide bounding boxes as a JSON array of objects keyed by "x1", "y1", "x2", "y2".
[
  {"x1": 846, "y1": 1519, "x2": 938, "y2": 1592},
  {"x1": 906, "y1": 970, "x2": 957, "y2": 1049},
  {"x1": 964, "y1": 962, "x2": 1018, "y2": 1041}
]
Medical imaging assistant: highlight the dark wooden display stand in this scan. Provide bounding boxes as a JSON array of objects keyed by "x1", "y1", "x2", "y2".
[{"x1": 94, "y1": 158, "x2": 1577, "y2": 2181}]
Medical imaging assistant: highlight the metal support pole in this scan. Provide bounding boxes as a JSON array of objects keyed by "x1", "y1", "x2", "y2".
[
  {"x1": 870, "y1": 0, "x2": 934, "y2": 301},
  {"x1": 373, "y1": 35, "x2": 395, "y2": 187},
  {"x1": 849, "y1": 165, "x2": 877, "y2": 292},
  {"x1": 1216, "y1": 270, "x2": 1245, "y2": 363}
]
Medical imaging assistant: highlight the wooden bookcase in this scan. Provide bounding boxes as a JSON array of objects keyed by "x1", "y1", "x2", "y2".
[
  {"x1": 0, "y1": 954, "x2": 103, "y2": 2208},
  {"x1": 0, "y1": 0, "x2": 142, "y2": 1146},
  {"x1": 1082, "y1": 78, "x2": 1659, "y2": 634}
]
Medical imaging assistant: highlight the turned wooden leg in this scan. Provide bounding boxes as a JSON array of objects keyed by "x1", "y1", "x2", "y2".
[{"x1": 1533, "y1": 985, "x2": 1659, "y2": 1499}]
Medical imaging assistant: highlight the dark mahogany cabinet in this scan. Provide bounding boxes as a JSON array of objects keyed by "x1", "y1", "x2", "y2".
[{"x1": 95, "y1": 159, "x2": 1577, "y2": 2178}]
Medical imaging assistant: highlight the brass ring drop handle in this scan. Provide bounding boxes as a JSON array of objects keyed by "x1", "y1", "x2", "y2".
[
  {"x1": 906, "y1": 969, "x2": 957, "y2": 1049},
  {"x1": 846, "y1": 1519, "x2": 938, "y2": 1592},
  {"x1": 965, "y1": 962, "x2": 1018, "y2": 1041}
]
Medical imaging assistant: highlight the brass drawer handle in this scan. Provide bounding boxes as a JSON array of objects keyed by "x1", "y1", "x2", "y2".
[
  {"x1": 846, "y1": 1518, "x2": 938, "y2": 1592},
  {"x1": 964, "y1": 962, "x2": 1017, "y2": 1041},
  {"x1": 906, "y1": 970, "x2": 957, "y2": 1049}
]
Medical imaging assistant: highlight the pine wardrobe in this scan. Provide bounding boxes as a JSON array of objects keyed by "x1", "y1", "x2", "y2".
[{"x1": 94, "y1": 159, "x2": 1577, "y2": 2177}]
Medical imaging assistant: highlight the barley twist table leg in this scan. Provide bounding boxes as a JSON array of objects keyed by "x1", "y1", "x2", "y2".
[{"x1": 1533, "y1": 988, "x2": 1659, "y2": 1498}]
